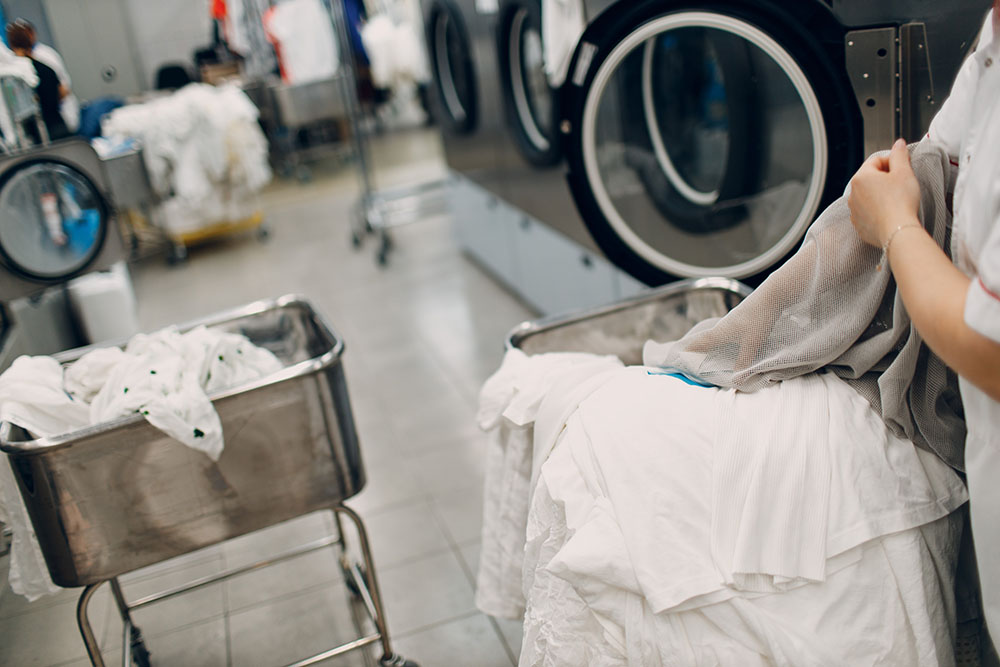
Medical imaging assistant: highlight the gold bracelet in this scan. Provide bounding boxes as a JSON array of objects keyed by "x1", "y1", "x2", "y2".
[{"x1": 882, "y1": 223, "x2": 922, "y2": 257}]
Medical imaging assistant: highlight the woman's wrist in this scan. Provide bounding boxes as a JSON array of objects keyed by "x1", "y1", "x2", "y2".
[{"x1": 879, "y1": 211, "x2": 921, "y2": 247}]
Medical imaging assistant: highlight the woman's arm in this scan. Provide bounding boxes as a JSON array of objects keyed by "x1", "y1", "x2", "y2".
[{"x1": 848, "y1": 139, "x2": 1000, "y2": 401}]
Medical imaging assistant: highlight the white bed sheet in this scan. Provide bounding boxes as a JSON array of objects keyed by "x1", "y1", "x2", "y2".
[{"x1": 476, "y1": 352, "x2": 969, "y2": 666}]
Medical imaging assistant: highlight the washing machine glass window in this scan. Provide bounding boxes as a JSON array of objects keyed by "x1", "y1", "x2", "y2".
[
  {"x1": 510, "y1": 7, "x2": 552, "y2": 150},
  {"x1": 579, "y1": 12, "x2": 827, "y2": 278},
  {"x1": 0, "y1": 161, "x2": 108, "y2": 281},
  {"x1": 429, "y1": 2, "x2": 478, "y2": 133}
]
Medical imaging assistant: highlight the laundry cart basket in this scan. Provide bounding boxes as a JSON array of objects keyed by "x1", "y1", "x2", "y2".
[
  {"x1": 507, "y1": 277, "x2": 751, "y2": 360},
  {"x1": 0, "y1": 295, "x2": 418, "y2": 667}
]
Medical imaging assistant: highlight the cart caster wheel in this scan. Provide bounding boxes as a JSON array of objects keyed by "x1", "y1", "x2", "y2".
[
  {"x1": 376, "y1": 249, "x2": 388, "y2": 267},
  {"x1": 379, "y1": 653, "x2": 418, "y2": 667},
  {"x1": 342, "y1": 562, "x2": 368, "y2": 598},
  {"x1": 296, "y1": 166, "x2": 312, "y2": 183},
  {"x1": 256, "y1": 225, "x2": 271, "y2": 242},
  {"x1": 351, "y1": 232, "x2": 362, "y2": 249},
  {"x1": 167, "y1": 244, "x2": 188, "y2": 266},
  {"x1": 130, "y1": 629, "x2": 151, "y2": 667}
]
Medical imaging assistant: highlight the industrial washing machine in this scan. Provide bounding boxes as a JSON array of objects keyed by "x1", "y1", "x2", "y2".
[
  {"x1": 490, "y1": 0, "x2": 602, "y2": 254},
  {"x1": 0, "y1": 138, "x2": 125, "y2": 367},
  {"x1": 558, "y1": 0, "x2": 989, "y2": 285},
  {"x1": 423, "y1": 0, "x2": 507, "y2": 198}
]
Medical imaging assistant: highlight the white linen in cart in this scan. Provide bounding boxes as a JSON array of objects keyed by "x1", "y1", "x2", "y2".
[
  {"x1": 519, "y1": 366, "x2": 967, "y2": 665},
  {"x1": 0, "y1": 326, "x2": 282, "y2": 600},
  {"x1": 476, "y1": 348, "x2": 624, "y2": 618}
]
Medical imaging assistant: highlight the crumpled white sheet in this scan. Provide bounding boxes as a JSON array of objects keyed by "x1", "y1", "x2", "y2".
[
  {"x1": 542, "y1": 0, "x2": 586, "y2": 87},
  {"x1": 361, "y1": 15, "x2": 430, "y2": 88},
  {"x1": 525, "y1": 451, "x2": 963, "y2": 666},
  {"x1": 101, "y1": 83, "x2": 271, "y2": 232},
  {"x1": 476, "y1": 348, "x2": 623, "y2": 618},
  {"x1": 0, "y1": 326, "x2": 282, "y2": 600},
  {"x1": 477, "y1": 352, "x2": 969, "y2": 665}
]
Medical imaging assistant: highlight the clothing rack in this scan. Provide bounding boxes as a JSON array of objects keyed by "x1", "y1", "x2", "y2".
[{"x1": 325, "y1": 0, "x2": 447, "y2": 266}]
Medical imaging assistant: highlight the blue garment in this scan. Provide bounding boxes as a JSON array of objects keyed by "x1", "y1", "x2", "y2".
[
  {"x1": 340, "y1": 0, "x2": 370, "y2": 65},
  {"x1": 78, "y1": 98, "x2": 124, "y2": 139}
]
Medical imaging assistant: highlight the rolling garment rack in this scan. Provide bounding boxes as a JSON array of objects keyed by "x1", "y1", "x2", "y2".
[{"x1": 325, "y1": 0, "x2": 448, "y2": 266}]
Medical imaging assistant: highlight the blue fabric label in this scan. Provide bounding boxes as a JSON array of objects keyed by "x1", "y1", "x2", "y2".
[{"x1": 645, "y1": 370, "x2": 715, "y2": 388}]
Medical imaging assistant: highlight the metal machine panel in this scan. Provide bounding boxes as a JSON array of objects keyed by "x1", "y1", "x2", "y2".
[{"x1": 423, "y1": 0, "x2": 508, "y2": 198}]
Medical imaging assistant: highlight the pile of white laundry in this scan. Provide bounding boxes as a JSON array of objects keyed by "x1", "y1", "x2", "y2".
[
  {"x1": 478, "y1": 350, "x2": 969, "y2": 666},
  {"x1": 361, "y1": 15, "x2": 430, "y2": 128},
  {"x1": 0, "y1": 326, "x2": 282, "y2": 600},
  {"x1": 102, "y1": 84, "x2": 272, "y2": 235}
]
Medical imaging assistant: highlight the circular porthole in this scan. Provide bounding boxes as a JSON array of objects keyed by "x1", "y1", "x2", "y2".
[
  {"x1": 498, "y1": 0, "x2": 561, "y2": 165},
  {"x1": 0, "y1": 159, "x2": 109, "y2": 282},
  {"x1": 562, "y1": 2, "x2": 861, "y2": 284},
  {"x1": 426, "y1": 1, "x2": 478, "y2": 134}
]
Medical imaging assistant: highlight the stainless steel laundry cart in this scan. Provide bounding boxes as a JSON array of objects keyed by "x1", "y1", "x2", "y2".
[
  {"x1": 505, "y1": 276, "x2": 990, "y2": 666},
  {"x1": 0, "y1": 295, "x2": 417, "y2": 667},
  {"x1": 507, "y1": 277, "x2": 751, "y2": 359}
]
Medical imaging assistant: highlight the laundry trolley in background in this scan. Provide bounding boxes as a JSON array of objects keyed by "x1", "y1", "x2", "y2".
[{"x1": 0, "y1": 296, "x2": 418, "y2": 667}]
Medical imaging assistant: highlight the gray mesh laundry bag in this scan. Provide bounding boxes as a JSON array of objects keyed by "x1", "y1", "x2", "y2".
[{"x1": 644, "y1": 141, "x2": 966, "y2": 470}]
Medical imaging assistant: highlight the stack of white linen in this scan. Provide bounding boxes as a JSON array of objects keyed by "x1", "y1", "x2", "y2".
[{"x1": 478, "y1": 352, "x2": 969, "y2": 666}]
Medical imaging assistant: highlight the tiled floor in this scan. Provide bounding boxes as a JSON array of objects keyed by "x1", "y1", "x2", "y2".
[{"x1": 0, "y1": 128, "x2": 533, "y2": 666}]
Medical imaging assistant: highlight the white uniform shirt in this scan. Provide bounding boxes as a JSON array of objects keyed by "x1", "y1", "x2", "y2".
[{"x1": 926, "y1": 8, "x2": 1000, "y2": 643}]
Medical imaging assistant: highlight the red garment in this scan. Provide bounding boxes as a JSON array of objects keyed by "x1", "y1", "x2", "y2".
[{"x1": 212, "y1": 0, "x2": 227, "y2": 20}]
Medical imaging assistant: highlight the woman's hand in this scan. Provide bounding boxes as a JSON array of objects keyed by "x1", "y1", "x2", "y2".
[{"x1": 847, "y1": 138, "x2": 922, "y2": 247}]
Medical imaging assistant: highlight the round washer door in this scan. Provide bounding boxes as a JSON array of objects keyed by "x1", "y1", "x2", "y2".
[
  {"x1": 497, "y1": 0, "x2": 561, "y2": 166},
  {"x1": 0, "y1": 159, "x2": 110, "y2": 282},
  {"x1": 561, "y1": 1, "x2": 861, "y2": 285},
  {"x1": 426, "y1": 0, "x2": 479, "y2": 134}
]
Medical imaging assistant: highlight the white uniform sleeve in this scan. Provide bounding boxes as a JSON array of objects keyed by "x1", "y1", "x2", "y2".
[
  {"x1": 925, "y1": 10, "x2": 994, "y2": 157},
  {"x1": 965, "y1": 206, "x2": 1000, "y2": 345}
]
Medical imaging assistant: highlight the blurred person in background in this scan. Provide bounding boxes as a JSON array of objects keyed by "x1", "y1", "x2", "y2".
[
  {"x1": 14, "y1": 19, "x2": 80, "y2": 133},
  {"x1": 6, "y1": 21, "x2": 70, "y2": 141}
]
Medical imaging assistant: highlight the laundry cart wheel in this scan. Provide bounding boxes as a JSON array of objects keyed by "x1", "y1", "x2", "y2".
[
  {"x1": 341, "y1": 559, "x2": 368, "y2": 599},
  {"x1": 376, "y1": 233, "x2": 392, "y2": 267},
  {"x1": 167, "y1": 242, "x2": 188, "y2": 265},
  {"x1": 130, "y1": 628, "x2": 152, "y2": 667},
  {"x1": 379, "y1": 654, "x2": 419, "y2": 667}
]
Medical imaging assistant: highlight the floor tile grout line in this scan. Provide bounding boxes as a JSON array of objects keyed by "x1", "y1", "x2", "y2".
[
  {"x1": 487, "y1": 614, "x2": 520, "y2": 667},
  {"x1": 391, "y1": 608, "x2": 482, "y2": 641}
]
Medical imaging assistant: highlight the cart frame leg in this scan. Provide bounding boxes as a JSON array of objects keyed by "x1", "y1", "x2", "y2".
[
  {"x1": 332, "y1": 504, "x2": 396, "y2": 664},
  {"x1": 77, "y1": 584, "x2": 106, "y2": 667}
]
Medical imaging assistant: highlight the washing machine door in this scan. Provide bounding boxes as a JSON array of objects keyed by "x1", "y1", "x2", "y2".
[
  {"x1": 561, "y1": 1, "x2": 861, "y2": 285},
  {"x1": 0, "y1": 158, "x2": 110, "y2": 283},
  {"x1": 426, "y1": 0, "x2": 479, "y2": 134},
  {"x1": 497, "y1": 0, "x2": 561, "y2": 165}
]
